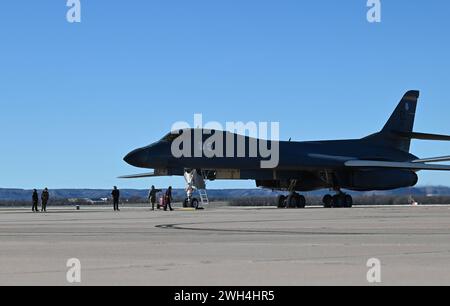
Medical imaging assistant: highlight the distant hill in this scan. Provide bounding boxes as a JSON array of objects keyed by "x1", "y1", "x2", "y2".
[{"x1": 1, "y1": 186, "x2": 450, "y2": 201}]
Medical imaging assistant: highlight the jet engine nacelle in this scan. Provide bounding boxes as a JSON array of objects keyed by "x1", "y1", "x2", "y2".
[{"x1": 349, "y1": 169, "x2": 418, "y2": 191}]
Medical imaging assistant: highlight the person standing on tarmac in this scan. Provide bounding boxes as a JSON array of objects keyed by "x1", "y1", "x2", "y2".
[
  {"x1": 164, "y1": 186, "x2": 174, "y2": 211},
  {"x1": 32, "y1": 189, "x2": 39, "y2": 212},
  {"x1": 112, "y1": 186, "x2": 120, "y2": 211},
  {"x1": 148, "y1": 185, "x2": 162, "y2": 211},
  {"x1": 41, "y1": 188, "x2": 49, "y2": 212}
]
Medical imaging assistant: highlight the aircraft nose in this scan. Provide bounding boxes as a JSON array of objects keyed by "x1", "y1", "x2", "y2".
[{"x1": 124, "y1": 147, "x2": 149, "y2": 168}]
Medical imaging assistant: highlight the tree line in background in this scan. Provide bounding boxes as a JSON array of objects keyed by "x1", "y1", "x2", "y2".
[{"x1": 1, "y1": 195, "x2": 450, "y2": 207}]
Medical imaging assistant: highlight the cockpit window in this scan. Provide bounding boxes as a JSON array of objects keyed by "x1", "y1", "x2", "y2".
[
  {"x1": 161, "y1": 131, "x2": 183, "y2": 143},
  {"x1": 160, "y1": 129, "x2": 222, "y2": 143}
]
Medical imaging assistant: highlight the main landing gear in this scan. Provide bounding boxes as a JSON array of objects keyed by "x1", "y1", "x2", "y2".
[
  {"x1": 275, "y1": 179, "x2": 353, "y2": 209},
  {"x1": 322, "y1": 192, "x2": 353, "y2": 208},
  {"x1": 276, "y1": 180, "x2": 306, "y2": 209},
  {"x1": 277, "y1": 193, "x2": 306, "y2": 209}
]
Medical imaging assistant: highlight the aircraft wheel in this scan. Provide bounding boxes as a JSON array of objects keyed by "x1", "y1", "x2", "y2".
[
  {"x1": 191, "y1": 198, "x2": 199, "y2": 209},
  {"x1": 277, "y1": 195, "x2": 287, "y2": 208},
  {"x1": 297, "y1": 195, "x2": 306, "y2": 208},
  {"x1": 286, "y1": 193, "x2": 300, "y2": 208},
  {"x1": 323, "y1": 194, "x2": 333, "y2": 208},
  {"x1": 332, "y1": 195, "x2": 343, "y2": 208},
  {"x1": 344, "y1": 195, "x2": 353, "y2": 208}
]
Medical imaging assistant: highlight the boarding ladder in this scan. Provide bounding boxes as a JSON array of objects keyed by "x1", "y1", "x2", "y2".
[{"x1": 198, "y1": 189, "x2": 209, "y2": 206}]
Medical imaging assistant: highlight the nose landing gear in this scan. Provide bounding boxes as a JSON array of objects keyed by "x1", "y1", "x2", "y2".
[
  {"x1": 183, "y1": 197, "x2": 199, "y2": 209},
  {"x1": 183, "y1": 169, "x2": 209, "y2": 209}
]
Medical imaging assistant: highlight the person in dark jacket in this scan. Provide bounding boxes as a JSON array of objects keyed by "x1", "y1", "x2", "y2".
[
  {"x1": 41, "y1": 188, "x2": 49, "y2": 212},
  {"x1": 32, "y1": 189, "x2": 39, "y2": 212},
  {"x1": 112, "y1": 186, "x2": 120, "y2": 211},
  {"x1": 148, "y1": 185, "x2": 162, "y2": 211},
  {"x1": 164, "y1": 186, "x2": 174, "y2": 211}
]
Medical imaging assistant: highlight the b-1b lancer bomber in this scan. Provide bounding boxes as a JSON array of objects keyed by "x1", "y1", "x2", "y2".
[{"x1": 122, "y1": 91, "x2": 450, "y2": 208}]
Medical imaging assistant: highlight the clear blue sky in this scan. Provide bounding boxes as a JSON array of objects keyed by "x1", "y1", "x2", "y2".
[{"x1": 0, "y1": 1, "x2": 449, "y2": 189}]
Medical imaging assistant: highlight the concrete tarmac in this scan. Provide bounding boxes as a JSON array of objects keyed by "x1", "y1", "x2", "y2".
[{"x1": 1, "y1": 204, "x2": 450, "y2": 286}]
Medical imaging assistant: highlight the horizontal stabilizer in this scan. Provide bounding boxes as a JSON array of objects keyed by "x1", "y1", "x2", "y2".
[
  {"x1": 118, "y1": 172, "x2": 157, "y2": 179},
  {"x1": 412, "y1": 156, "x2": 450, "y2": 163},
  {"x1": 393, "y1": 131, "x2": 450, "y2": 141},
  {"x1": 345, "y1": 160, "x2": 450, "y2": 171}
]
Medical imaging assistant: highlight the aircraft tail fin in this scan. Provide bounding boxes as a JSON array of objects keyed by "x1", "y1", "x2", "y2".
[
  {"x1": 365, "y1": 90, "x2": 450, "y2": 152},
  {"x1": 364, "y1": 90, "x2": 420, "y2": 152},
  {"x1": 382, "y1": 90, "x2": 419, "y2": 135}
]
